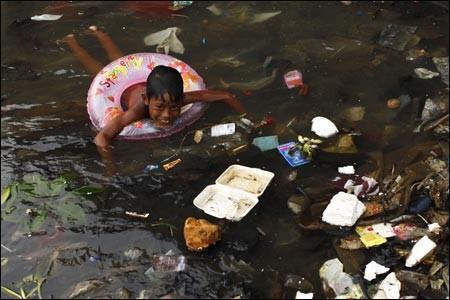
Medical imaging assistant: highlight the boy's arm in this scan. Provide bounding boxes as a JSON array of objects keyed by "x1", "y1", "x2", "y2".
[
  {"x1": 94, "y1": 104, "x2": 145, "y2": 147},
  {"x1": 183, "y1": 90, "x2": 246, "y2": 114},
  {"x1": 94, "y1": 106, "x2": 145, "y2": 177}
]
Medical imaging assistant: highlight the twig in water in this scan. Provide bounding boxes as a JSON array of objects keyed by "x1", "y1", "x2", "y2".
[
  {"x1": 150, "y1": 222, "x2": 177, "y2": 237},
  {"x1": 171, "y1": 13, "x2": 189, "y2": 18},
  {"x1": 1, "y1": 243, "x2": 14, "y2": 253}
]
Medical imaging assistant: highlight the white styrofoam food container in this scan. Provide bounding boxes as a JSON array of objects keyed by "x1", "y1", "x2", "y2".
[
  {"x1": 193, "y1": 165, "x2": 275, "y2": 221},
  {"x1": 215, "y1": 164, "x2": 275, "y2": 197},
  {"x1": 193, "y1": 185, "x2": 259, "y2": 221}
]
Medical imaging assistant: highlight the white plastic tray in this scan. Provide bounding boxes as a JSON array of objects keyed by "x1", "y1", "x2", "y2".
[{"x1": 215, "y1": 164, "x2": 275, "y2": 197}]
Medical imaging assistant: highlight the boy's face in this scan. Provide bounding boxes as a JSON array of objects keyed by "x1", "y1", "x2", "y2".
[{"x1": 146, "y1": 92, "x2": 181, "y2": 128}]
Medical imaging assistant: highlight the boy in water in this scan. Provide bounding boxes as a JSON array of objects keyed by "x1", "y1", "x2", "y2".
[
  {"x1": 62, "y1": 26, "x2": 246, "y2": 148},
  {"x1": 62, "y1": 26, "x2": 246, "y2": 175}
]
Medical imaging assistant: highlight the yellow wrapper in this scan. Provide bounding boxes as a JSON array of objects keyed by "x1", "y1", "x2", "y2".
[{"x1": 359, "y1": 232, "x2": 387, "y2": 248}]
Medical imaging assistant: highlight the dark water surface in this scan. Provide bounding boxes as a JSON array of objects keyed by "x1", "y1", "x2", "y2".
[{"x1": 1, "y1": 1, "x2": 449, "y2": 298}]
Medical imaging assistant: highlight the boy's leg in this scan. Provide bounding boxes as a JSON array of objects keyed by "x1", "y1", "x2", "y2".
[
  {"x1": 88, "y1": 26, "x2": 124, "y2": 61},
  {"x1": 61, "y1": 34, "x2": 103, "y2": 75}
]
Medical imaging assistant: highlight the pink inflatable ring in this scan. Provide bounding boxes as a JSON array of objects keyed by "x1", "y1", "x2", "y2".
[{"x1": 87, "y1": 53, "x2": 207, "y2": 140}]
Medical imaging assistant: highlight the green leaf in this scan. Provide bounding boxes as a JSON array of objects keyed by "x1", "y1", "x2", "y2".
[
  {"x1": 26, "y1": 210, "x2": 48, "y2": 232},
  {"x1": 21, "y1": 174, "x2": 66, "y2": 198},
  {"x1": 55, "y1": 200, "x2": 86, "y2": 225},
  {"x1": 1, "y1": 186, "x2": 11, "y2": 205},
  {"x1": 1, "y1": 206, "x2": 20, "y2": 223},
  {"x1": 73, "y1": 186, "x2": 104, "y2": 196},
  {"x1": 22, "y1": 173, "x2": 42, "y2": 184},
  {"x1": 48, "y1": 177, "x2": 67, "y2": 197}
]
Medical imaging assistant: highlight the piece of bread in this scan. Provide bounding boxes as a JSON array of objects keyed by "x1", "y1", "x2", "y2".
[{"x1": 184, "y1": 217, "x2": 221, "y2": 251}]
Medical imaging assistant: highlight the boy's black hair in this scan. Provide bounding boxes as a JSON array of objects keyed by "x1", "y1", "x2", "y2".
[{"x1": 146, "y1": 65, "x2": 184, "y2": 104}]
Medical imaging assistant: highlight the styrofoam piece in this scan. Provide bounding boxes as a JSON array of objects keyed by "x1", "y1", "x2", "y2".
[
  {"x1": 364, "y1": 261, "x2": 390, "y2": 281},
  {"x1": 295, "y1": 291, "x2": 313, "y2": 299},
  {"x1": 405, "y1": 235, "x2": 437, "y2": 267},
  {"x1": 338, "y1": 165, "x2": 355, "y2": 174},
  {"x1": 215, "y1": 164, "x2": 275, "y2": 197},
  {"x1": 373, "y1": 272, "x2": 401, "y2": 299},
  {"x1": 193, "y1": 185, "x2": 259, "y2": 221},
  {"x1": 321, "y1": 192, "x2": 366, "y2": 226},
  {"x1": 311, "y1": 116, "x2": 339, "y2": 138}
]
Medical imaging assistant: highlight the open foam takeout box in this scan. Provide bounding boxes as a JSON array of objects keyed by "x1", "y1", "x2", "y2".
[{"x1": 193, "y1": 164, "x2": 275, "y2": 221}]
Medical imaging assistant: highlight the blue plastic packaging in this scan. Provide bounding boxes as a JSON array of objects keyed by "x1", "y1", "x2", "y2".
[{"x1": 277, "y1": 142, "x2": 310, "y2": 167}]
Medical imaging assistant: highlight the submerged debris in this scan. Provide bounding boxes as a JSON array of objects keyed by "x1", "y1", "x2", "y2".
[{"x1": 68, "y1": 279, "x2": 106, "y2": 299}]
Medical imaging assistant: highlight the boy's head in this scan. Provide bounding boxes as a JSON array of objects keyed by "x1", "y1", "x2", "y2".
[{"x1": 144, "y1": 65, "x2": 184, "y2": 128}]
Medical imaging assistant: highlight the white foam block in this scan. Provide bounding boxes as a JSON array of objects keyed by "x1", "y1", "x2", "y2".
[{"x1": 322, "y1": 192, "x2": 366, "y2": 226}]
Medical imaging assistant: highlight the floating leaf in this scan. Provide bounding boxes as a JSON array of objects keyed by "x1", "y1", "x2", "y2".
[
  {"x1": 20, "y1": 174, "x2": 63, "y2": 198},
  {"x1": 48, "y1": 177, "x2": 68, "y2": 196},
  {"x1": 1, "y1": 206, "x2": 18, "y2": 222},
  {"x1": 55, "y1": 198, "x2": 86, "y2": 225},
  {"x1": 1, "y1": 257, "x2": 8, "y2": 267},
  {"x1": 1, "y1": 186, "x2": 11, "y2": 205},
  {"x1": 26, "y1": 210, "x2": 48, "y2": 232}
]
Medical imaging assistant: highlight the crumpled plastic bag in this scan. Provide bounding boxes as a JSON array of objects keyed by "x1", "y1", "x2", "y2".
[
  {"x1": 144, "y1": 27, "x2": 185, "y2": 55},
  {"x1": 311, "y1": 116, "x2": 339, "y2": 138}
]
